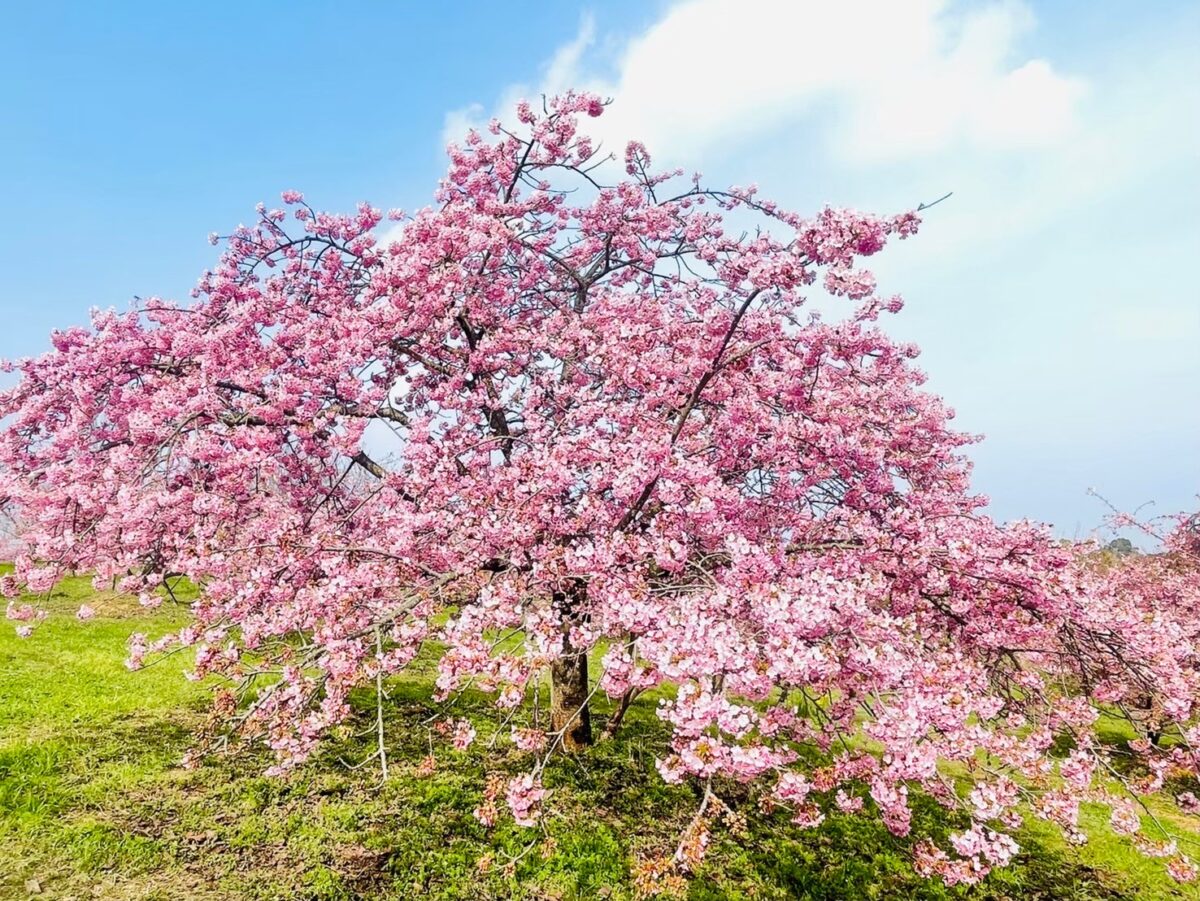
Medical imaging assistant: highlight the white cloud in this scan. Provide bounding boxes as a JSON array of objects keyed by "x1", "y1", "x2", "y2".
[
  {"x1": 542, "y1": 12, "x2": 596, "y2": 94},
  {"x1": 445, "y1": 0, "x2": 1086, "y2": 164}
]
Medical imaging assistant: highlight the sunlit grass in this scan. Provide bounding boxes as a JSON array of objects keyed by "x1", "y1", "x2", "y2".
[{"x1": 1, "y1": 576, "x2": 1196, "y2": 899}]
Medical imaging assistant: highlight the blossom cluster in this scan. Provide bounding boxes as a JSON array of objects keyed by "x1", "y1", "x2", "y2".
[{"x1": 1, "y1": 92, "x2": 1197, "y2": 885}]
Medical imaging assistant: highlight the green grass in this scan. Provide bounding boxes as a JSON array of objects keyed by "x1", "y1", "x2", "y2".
[{"x1": 2, "y1": 577, "x2": 1198, "y2": 899}]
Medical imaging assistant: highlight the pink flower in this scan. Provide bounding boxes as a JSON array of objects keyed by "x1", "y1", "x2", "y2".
[
  {"x1": 6, "y1": 602, "x2": 42, "y2": 622},
  {"x1": 835, "y1": 789, "x2": 864, "y2": 813},
  {"x1": 505, "y1": 774, "x2": 547, "y2": 827},
  {"x1": 1110, "y1": 800, "x2": 1141, "y2": 837},
  {"x1": 1060, "y1": 750, "x2": 1095, "y2": 791},
  {"x1": 1, "y1": 90, "x2": 1197, "y2": 889},
  {"x1": 452, "y1": 718, "x2": 476, "y2": 751},
  {"x1": 512, "y1": 728, "x2": 548, "y2": 753},
  {"x1": 126, "y1": 633, "x2": 148, "y2": 671},
  {"x1": 775, "y1": 771, "x2": 812, "y2": 804},
  {"x1": 1167, "y1": 856, "x2": 1198, "y2": 883}
]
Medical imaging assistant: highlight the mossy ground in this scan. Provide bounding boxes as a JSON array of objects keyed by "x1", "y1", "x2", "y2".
[{"x1": 2, "y1": 575, "x2": 1197, "y2": 899}]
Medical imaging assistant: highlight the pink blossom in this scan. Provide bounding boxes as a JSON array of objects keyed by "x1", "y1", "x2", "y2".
[
  {"x1": 1, "y1": 90, "x2": 1198, "y2": 888},
  {"x1": 1168, "y1": 856, "x2": 1198, "y2": 883},
  {"x1": 512, "y1": 728, "x2": 548, "y2": 753},
  {"x1": 1110, "y1": 800, "x2": 1142, "y2": 837},
  {"x1": 451, "y1": 718, "x2": 476, "y2": 751},
  {"x1": 505, "y1": 773, "x2": 547, "y2": 827}
]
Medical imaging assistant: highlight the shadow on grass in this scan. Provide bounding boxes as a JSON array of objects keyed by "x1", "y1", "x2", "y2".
[{"x1": 4, "y1": 642, "x2": 1189, "y2": 900}]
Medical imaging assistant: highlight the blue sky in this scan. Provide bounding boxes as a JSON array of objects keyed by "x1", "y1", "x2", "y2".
[{"x1": 2, "y1": 1, "x2": 1197, "y2": 538}]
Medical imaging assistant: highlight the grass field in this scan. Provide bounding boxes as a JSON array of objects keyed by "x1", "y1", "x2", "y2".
[{"x1": 2, "y1": 573, "x2": 1197, "y2": 900}]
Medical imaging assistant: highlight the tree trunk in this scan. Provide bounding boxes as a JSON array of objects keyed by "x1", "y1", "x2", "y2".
[{"x1": 550, "y1": 643, "x2": 592, "y2": 751}]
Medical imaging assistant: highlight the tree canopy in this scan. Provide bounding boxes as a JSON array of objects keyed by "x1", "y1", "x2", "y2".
[{"x1": 3, "y1": 94, "x2": 1198, "y2": 887}]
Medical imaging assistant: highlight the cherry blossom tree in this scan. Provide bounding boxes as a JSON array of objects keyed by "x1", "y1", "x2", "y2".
[
  {"x1": 2, "y1": 93, "x2": 1197, "y2": 885},
  {"x1": 1078, "y1": 502, "x2": 1200, "y2": 746}
]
